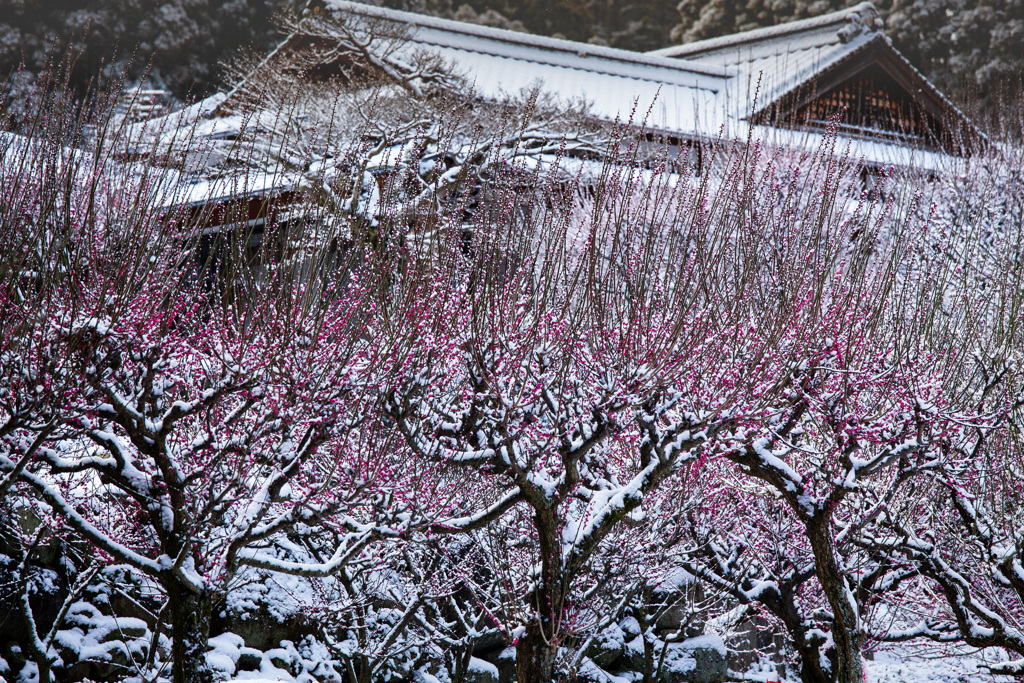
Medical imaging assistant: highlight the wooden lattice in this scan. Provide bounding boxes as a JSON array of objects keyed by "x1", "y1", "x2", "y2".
[{"x1": 792, "y1": 64, "x2": 946, "y2": 146}]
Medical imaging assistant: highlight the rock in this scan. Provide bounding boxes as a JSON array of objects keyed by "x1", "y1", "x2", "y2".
[
  {"x1": 108, "y1": 591, "x2": 160, "y2": 627},
  {"x1": 471, "y1": 628, "x2": 507, "y2": 655},
  {"x1": 586, "y1": 624, "x2": 626, "y2": 668},
  {"x1": 659, "y1": 636, "x2": 727, "y2": 683},
  {"x1": 2, "y1": 641, "x2": 26, "y2": 670},
  {"x1": 237, "y1": 651, "x2": 263, "y2": 671},
  {"x1": 576, "y1": 657, "x2": 622, "y2": 683},
  {"x1": 619, "y1": 617, "x2": 641, "y2": 639},
  {"x1": 622, "y1": 635, "x2": 647, "y2": 673},
  {"x1": 656, "y1": 606, "x2": 705, "y2": 638},
  {"x1": 225, "y1": 612, "x2": 314, "y2": 651},
  {"x1": 100, "y1": 618, "x2": 149, "y2": 641},
  {"x1": 91, "y1": 643, "x2": 134, "y2": 680},
  {"x1": 725, "y1": 616, "x2": 786, "y2": 671},
  {"x1": 464, "y1": 656, "x2": 500, "y2": 683},
  {"x1": 496, "y1": 646, "x2": 516, "y2": 683},
  {"x1": 268, "y1": 650, "x2": 293, "y2": 673},
  {"x1": 0, "y1": 563, "x2": 69, "y2": 644},
  {"x1": 65, "y1": 660, "x2": 100, "y2": 682}
]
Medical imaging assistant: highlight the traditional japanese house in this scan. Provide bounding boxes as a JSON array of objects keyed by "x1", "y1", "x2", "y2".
[
  {"x1": 225, "y1": 0, "x2": 979, "y2": 163},
  {"x1": 148, "y1": 0, "x2": 981, "y2": 234}
]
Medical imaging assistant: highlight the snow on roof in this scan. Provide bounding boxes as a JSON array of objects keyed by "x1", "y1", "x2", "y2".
[
  {"x1": 650, "y1": 2, "x2": 882, "y2": 63},
  {"x1": 649, "y1": 2, "x2": 886, "y2": 120},
  {"x1": 321, "y1": 0, "x2": 731, "y2": 80},
  {"x1": 123, "y1": 93, "x2": 226, "y2": 141},
  {"x1": 1, "y1": 130, "x2": 92, "y2": 173},
  {"x1": 123, "y1": 0, "x2": 975, "y2": 219},
  {"x1": 743, "y1": 122, "x2": 972, "y2": 173},
  {"x1": 648, "y1": 2, "x2": 979, "y2": 150},
  {"x1": 319, "y1": 0, "x2": 734, "y2": 137},
  {"x1": 312, "y1": 1, "x2": 965, "y2": 157},
  {"x1": 154, "y1": 170, "x2": 298, "y2": 210}
]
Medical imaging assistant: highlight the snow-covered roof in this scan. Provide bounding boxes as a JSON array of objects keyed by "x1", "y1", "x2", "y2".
[
  {"x1": 154, "y1": 170, "x2": 298, "y2": 210},
  {"x1": 315, "y1": 0, "x2": 734, "y2": 137},
  {"x1": 302, "y1": 1, "x2": 975, "y2": 161},
  {"x1": 320, "y1": 0, "x2": 730, "y2": 81},
  {"x1": 308, "y1": 2, "x2": 894, "y2": 130},
  {"x1": 649, "y1": 2, "x2": 883, "y2": 90},
  {"x1": 651, "y1": 3, "x2": 886, "y2": 121},
  {"x1": 647, "y1": 2, "x2": 977, "y2": 146},
  {"x1": 127, "y1": 0, "x2": 977, "y2": 222}
]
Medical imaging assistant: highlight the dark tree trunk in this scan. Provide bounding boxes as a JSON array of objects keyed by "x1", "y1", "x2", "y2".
[
  {"x1": 515, "y1": 506, "x2": 565, "y2": 683},
  {"x1": 168, "y1": 586, "x2": 213, "y2": 683},
  {"x1": 631, "y1": 595, "x2": 659, "y2": 683},
  {"x1": 755, "y1": 582, "x2": 832, "y2": 683},
  {"x1": 516, "y1": 622, "x2": 556, "y2": 683},
  {"x1": 807, "y1": 518, "x2": 862, "y2": 683},
  {"x1": 32, "y1": 654, "x2": 52, "y2": 683},
  {"x1": 796, "y1": 638, "x2": 834, "y2": 683}
]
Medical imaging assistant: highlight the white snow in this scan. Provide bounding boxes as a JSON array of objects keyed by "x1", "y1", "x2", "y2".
[
  {"x1": 467, "y1": 656, "x2": 499, "y2": 678},
  {"x1": 679, "y1": 634, "x2": 727, "y2": 657},
  {"x1": 864, "y1": 648, "x2": 1011, "y2": 683},
  {"x1": 208, "y1": 632, "x2": 246, "y2": 674}
]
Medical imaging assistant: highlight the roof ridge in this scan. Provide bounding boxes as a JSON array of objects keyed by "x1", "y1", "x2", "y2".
[
  {"x1": 434, "y1": 42, "x2": 723, "y2": 93},
  {"x1": 648, "y1": 1, "x2": 883, "y2": 58},
  {"x1": 317, "y1": 0, "x2": 731, "y2": 78}
]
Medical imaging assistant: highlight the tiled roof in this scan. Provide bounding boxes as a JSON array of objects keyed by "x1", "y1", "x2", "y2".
[
  {"x1": 649, "y1": 3, "x2": 886, "y2": 119},
  {"x1": 207, "y1": 1, "x2": 970, "y2": 168},
  {"x1": 318, "y1": 0, "x2": 734, "y2": 136},
  {"x1": 322, "y1": 0, "x2": 731, "y2": 80},
  {"x1": 650, "y1": 2, "x2": 883, "y2": 63}
]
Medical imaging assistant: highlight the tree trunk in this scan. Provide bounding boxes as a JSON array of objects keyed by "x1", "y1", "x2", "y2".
[
  {"x1": 516, "y1": 506, "x2": 565, "y2": 683},
  {"x1": 168, "y1": 585, "x2": 213, "y2": 683},
  {"x1": 634, "y1": 600, "x2": 658, "y2": 683},
  {"x1": 796, "y1": 642, "x2": 834, "y2": 683},
  {"x1": 516, "y1": 621, "x2": 556, "y2": 683},
  {"x1": 807, "y1": 518, "x2": 862, "y2": 683},
  {"x1": 33, "y1": 655, "x2": 52, "y2": 683},
  {"x1": 751, "y1": 577, "x2": 832, "y2": 683}
]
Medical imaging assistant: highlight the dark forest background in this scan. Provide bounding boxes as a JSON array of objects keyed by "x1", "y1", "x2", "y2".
[{"x1": 1, "y1": 0, "x2": 1020, "y2": 122}]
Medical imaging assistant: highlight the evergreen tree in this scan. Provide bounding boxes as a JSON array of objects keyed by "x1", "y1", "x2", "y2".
[
  {"x1": 887, "y1": 0, "x2": 1023, "y2": 112},
  {"x1": 672, "y1": 0, "x2": 848, "y2": 44},
  {"x1": 0, "y1": 0, "x2": 297, "y2": 104},
  {"x1": 426, "y1": 0, "x2": 678, "y2": 50}
]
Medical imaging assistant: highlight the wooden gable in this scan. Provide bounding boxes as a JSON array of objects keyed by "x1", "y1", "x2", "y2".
[
  {"x1": 792, "y1": 64, "x2": 945, "y2": 143},
  {"x1": 753, "y1": 37, "x2": 979, "y2": 155}
]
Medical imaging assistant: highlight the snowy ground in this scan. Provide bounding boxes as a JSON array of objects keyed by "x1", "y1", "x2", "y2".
[
  {"x1": 734, "y1": 647, "x2": 1016, "y2": 683},
  {"x1": 214, "y1": 643, "x2": 1016, "y2": 683},
  {"x1": 864, "y1": 649, "x2": 1011, "y2": 683}
]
